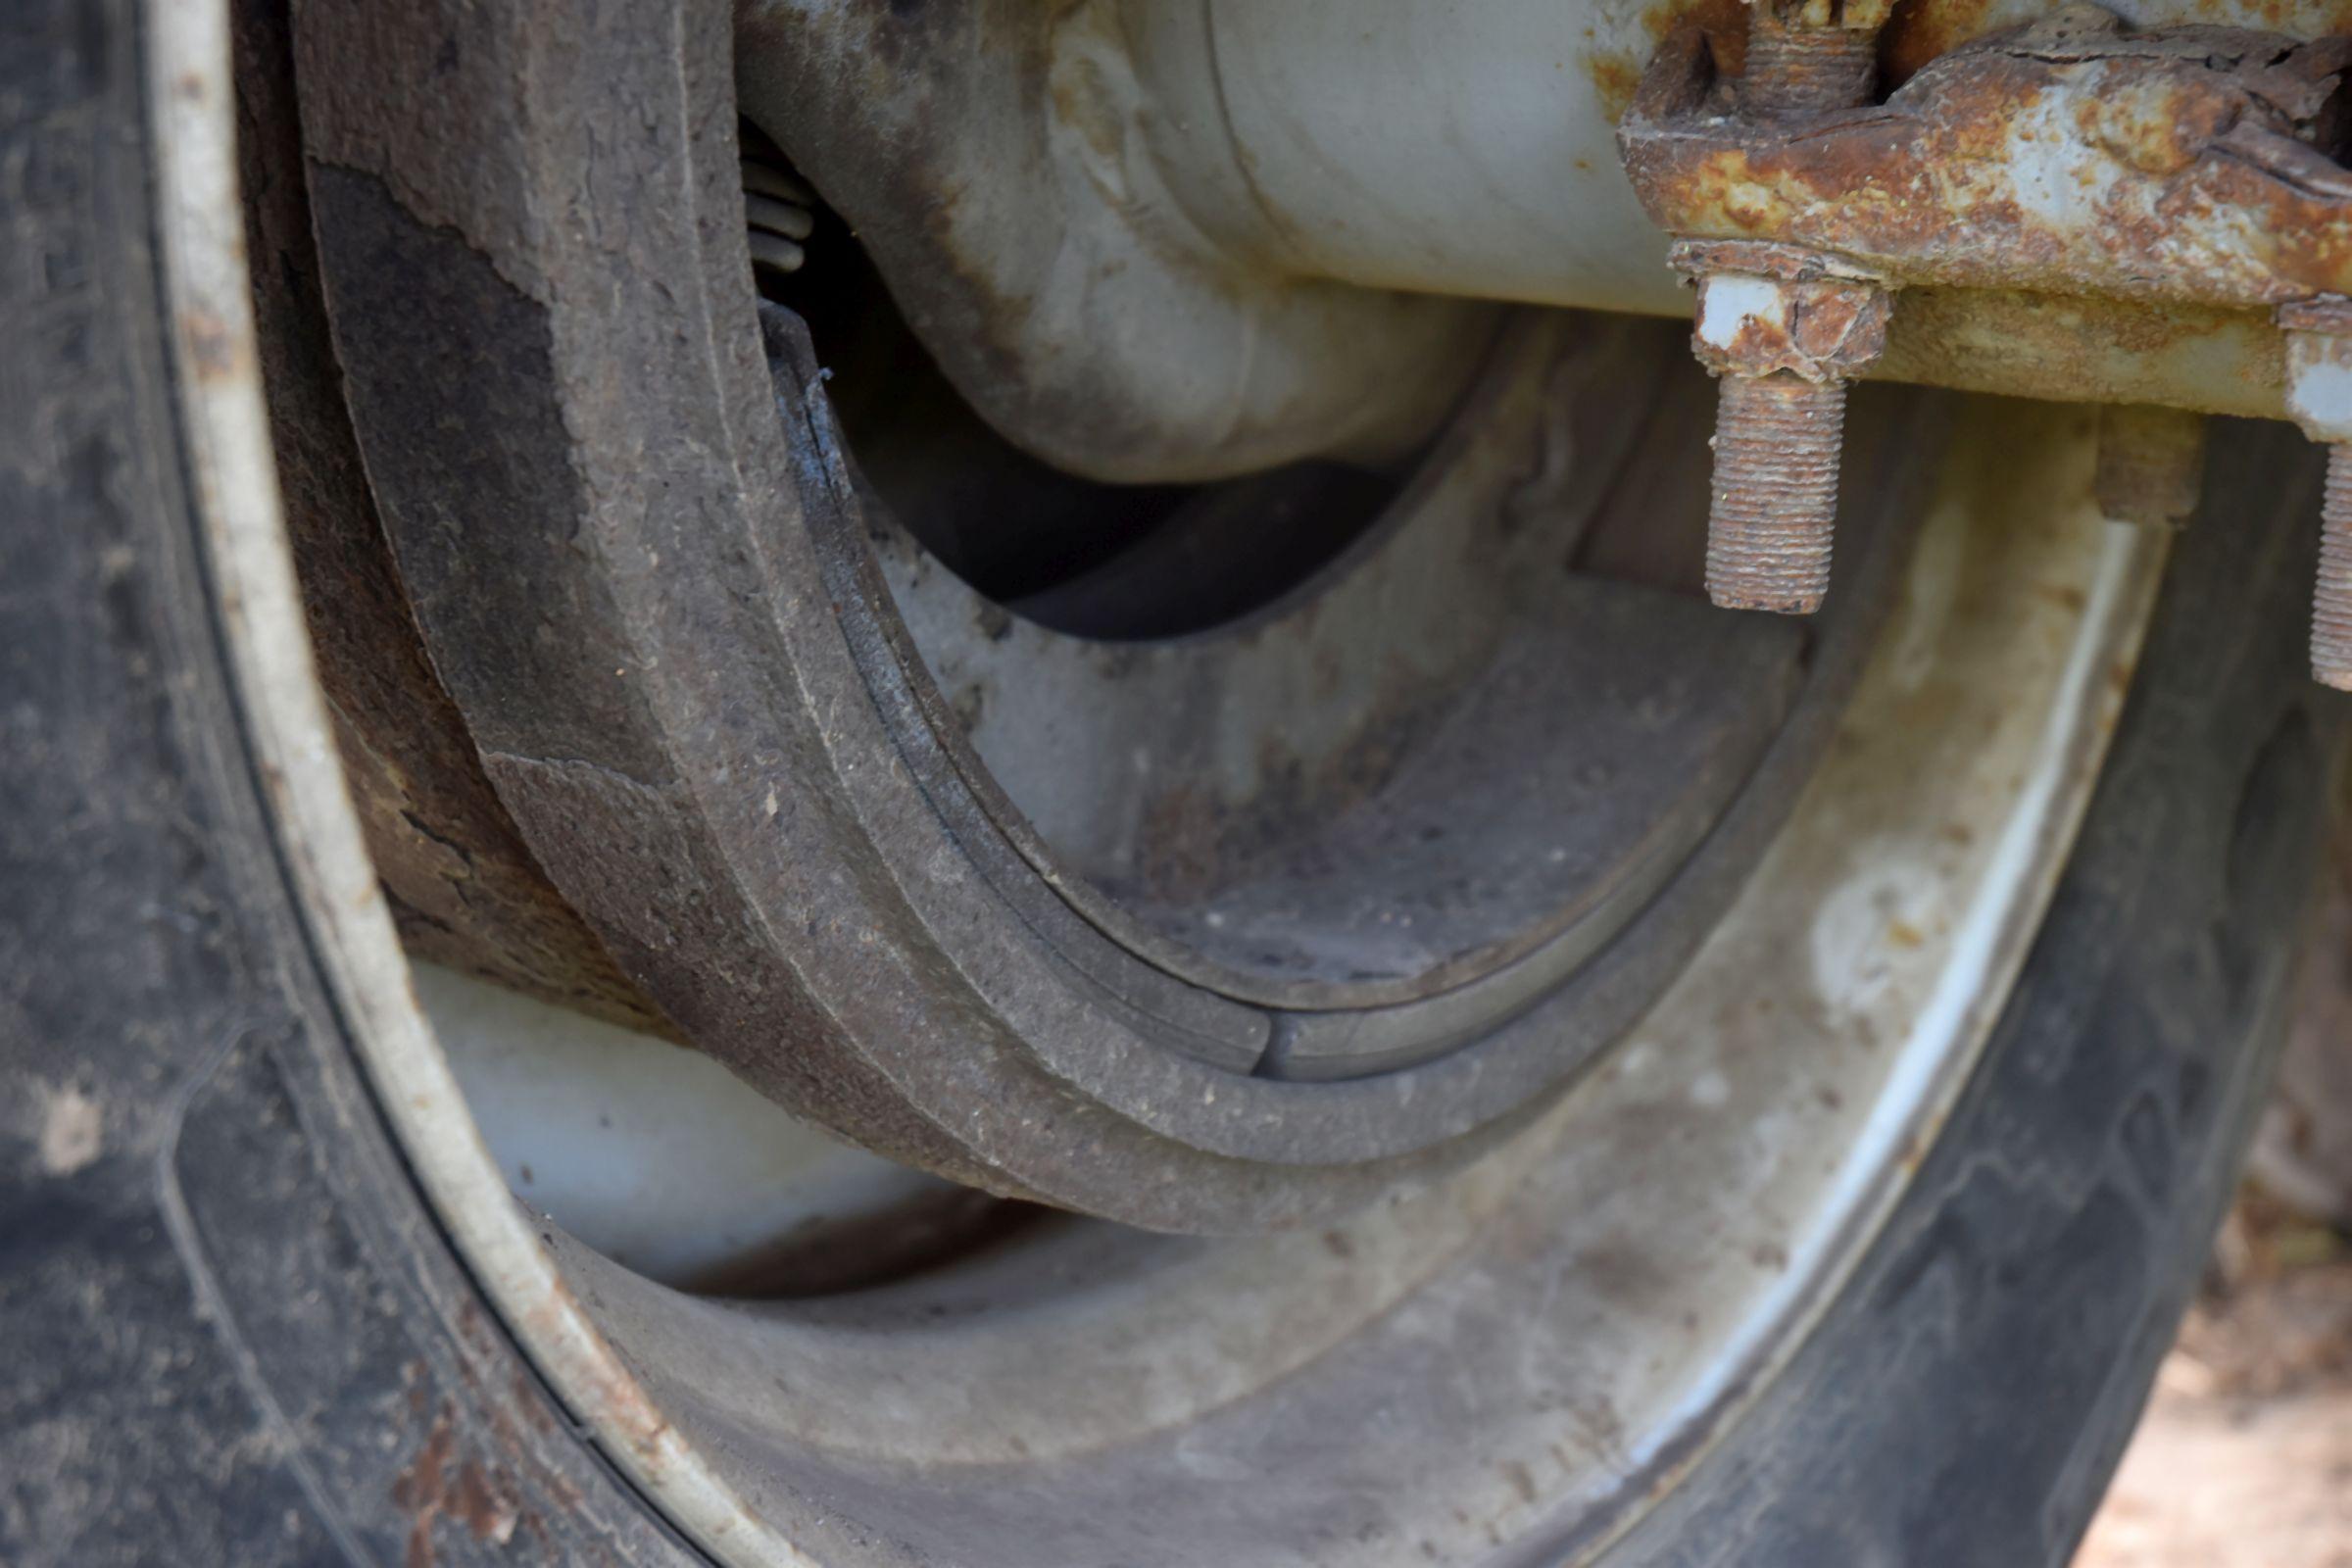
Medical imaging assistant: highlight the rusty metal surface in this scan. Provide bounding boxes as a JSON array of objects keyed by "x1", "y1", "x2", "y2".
[
  {"x1": 1623, "y1": 8, "x2": 2352, "y2": 311},
  {"x1": 729, "y1": 0, "x2": 2352, "y2": 473},
  {"x1": 1627, "y1": 2, "x2": 2352, "y2": 662},
  {"x1": 1877, "y1": 0, "x2": 2352, "y2": 90},
  {"x1": 1667, "y1": 6, "x2": 1887, "y2": 616}
]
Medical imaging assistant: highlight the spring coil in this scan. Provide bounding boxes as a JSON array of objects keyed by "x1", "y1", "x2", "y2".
[{"x1": 743, "y1": 152, "x2": 816, "y2": 276}]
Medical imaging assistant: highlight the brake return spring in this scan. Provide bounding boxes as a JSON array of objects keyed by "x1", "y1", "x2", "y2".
[{"x1": 742, "y1": 144, "x2": 816, "y2": 276}]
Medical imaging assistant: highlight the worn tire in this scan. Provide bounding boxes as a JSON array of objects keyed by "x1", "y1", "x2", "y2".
[{"x1": 0, "y1": 2, "x2": 2340, "y2": 1565}]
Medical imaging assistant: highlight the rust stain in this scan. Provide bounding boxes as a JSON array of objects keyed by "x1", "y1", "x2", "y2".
[
  {"x1": 510, "y1": 1266, "x2": 688, "y2": 1478},
  {"x1": 1887, "y1": 0, "x2": 2352, "y2": 85},
  {"x1": 180, "y1": 310, "x2": 239, "y2": 382},
  {"x1": 1591, "y1": 53, "x2": 1645, "y2": 123},
  {"x1": 392, "y1": 1400, "x2": 522, "y2": 1568}
]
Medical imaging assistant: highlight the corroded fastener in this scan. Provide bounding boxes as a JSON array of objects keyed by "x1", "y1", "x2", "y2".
[
  {"x1": 1673, "y1": 240, "x2": 1893, "y2": 614},
  {"x1": 1668, "y1": 0, "x2": 1890, "y2": 616},
  {"x1": 2278, "y1": 299, "x2": 2352, "y2": 690}
]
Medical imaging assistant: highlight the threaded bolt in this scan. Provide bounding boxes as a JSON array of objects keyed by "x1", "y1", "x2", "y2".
[
  {"x1": 2315, "y1": 444, "x2": 2352, "y2": 690},
  {"x1": 1706, "y1": 372, "x2": 1847, "y2": 613},
  {"x1": 1683, "y1": 4, "x2": 1884, "y2": 618},
  {"x1": 1744, "y1": 9, "x2": 1879, "y2": 118}
]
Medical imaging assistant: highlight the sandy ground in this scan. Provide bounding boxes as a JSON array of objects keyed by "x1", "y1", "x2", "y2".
[{"x1": 2079, "y1": 1199, "x2": 2352, "y2": 1568}]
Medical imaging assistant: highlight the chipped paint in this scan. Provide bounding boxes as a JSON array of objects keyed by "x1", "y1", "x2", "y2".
[
  {"x1": 2283, "y1": 305, "x2": 2352, "y2": 441},
  {"x1": 1676, "y1": 240, "x2": 1894, "y2": 380}
]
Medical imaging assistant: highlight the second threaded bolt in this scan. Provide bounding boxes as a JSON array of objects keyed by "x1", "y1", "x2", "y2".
[
  {"x1": 2278, "y1": 299, "x2": 2352, "y2": 690},
  {"x1": 2316, "y1": 446, "x2": 2352, "y2": 691}
]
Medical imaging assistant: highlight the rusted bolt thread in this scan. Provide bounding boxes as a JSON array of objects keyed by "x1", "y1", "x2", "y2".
[
  {"x1": 2314, "y1": 444, "x2": 2352, "y2": 691},
  {"x1": 1706, "y1": 372, "x2": 1845, "y2": 614},
  {"x1": 1743, "y1": 13, "x2": 1879, "y2": 118}
]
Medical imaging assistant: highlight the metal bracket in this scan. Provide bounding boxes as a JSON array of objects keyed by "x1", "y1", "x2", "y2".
[{"x1": 1621, "y1": 3, "x2": 2352, "y2": 685}]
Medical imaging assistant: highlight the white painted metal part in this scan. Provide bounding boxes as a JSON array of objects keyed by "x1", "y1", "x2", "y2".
[
  {"x1": 1113, "y1": 0, "x2": 1689, "y2": 317},
  {"x1": 418, "y1": 964, "x2": 959, "y2": 1289},
  {"x1": 1695, "y1": 274, "x2": 1791, "y2": 352}
]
